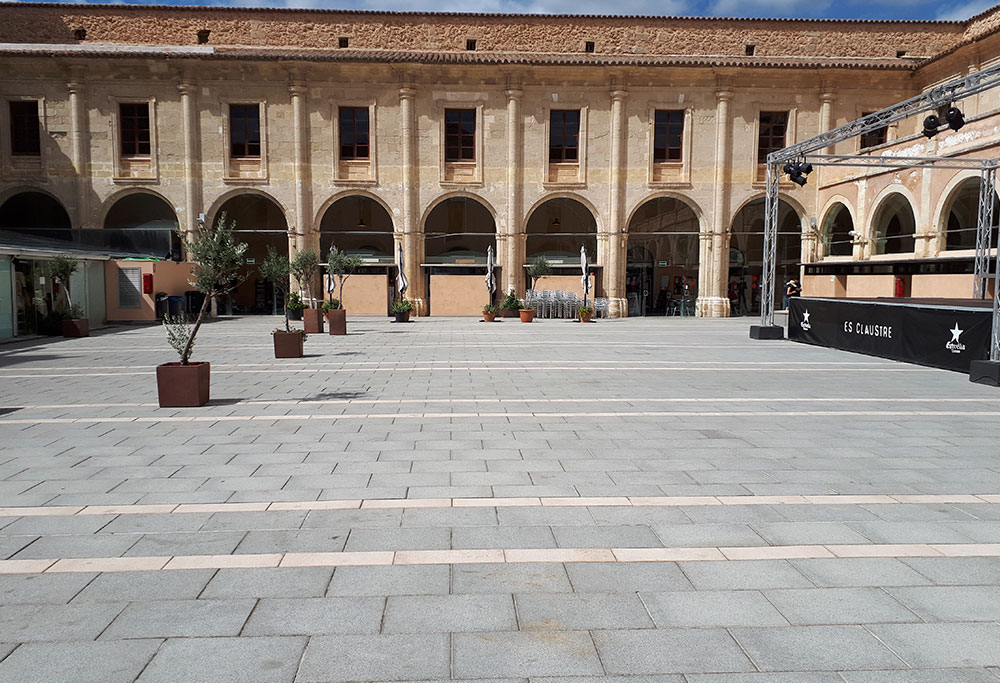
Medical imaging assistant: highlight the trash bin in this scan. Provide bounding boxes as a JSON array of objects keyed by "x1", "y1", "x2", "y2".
[
  {"x1": 185, "y1": 290, "x2": 206, "y2": 315},
  {"x1": 154, "y1": 292, "x2": 168, "y2": 319},
  {"x1": 167, "y1": 296, "x2": 185, "y2": 317}
]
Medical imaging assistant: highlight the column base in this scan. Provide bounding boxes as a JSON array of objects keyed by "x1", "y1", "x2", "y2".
[
  {"x1": 696, "y1": 296, "x2": 731, "y2": 318},
  {"x1": 749, "y1": 325, "x2": 784, "y2": 340},
  {"x1": 607, "y1": 298, "x2": 628, "y2": 318},
  {"x1": 970, "y1": 359, "x2": 1000, "y2": 386}
]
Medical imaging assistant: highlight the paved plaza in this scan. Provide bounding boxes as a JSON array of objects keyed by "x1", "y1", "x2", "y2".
[{"x1": 1, "y1": 315, "x2": 1000, "y2": 682}]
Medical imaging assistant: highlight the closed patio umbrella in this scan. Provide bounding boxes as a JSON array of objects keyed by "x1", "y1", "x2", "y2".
[
  {"x1": 485, "y1": 245, "x2": 496, "y2": 299},
  {"x1": 396, "y1": 242, "x2": 408, "y2": 298},
  {"x1": 580, "y1": 245, "x2": 590, "y2": 309}
]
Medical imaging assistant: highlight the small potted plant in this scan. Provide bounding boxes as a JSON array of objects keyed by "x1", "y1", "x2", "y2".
[
  {"x1": 322, "y1": 298, "x2": 346, "y2": 335},
  {"x1": 157, "y1": 213, "x2": 247, "y2": 407},
  {"x1": 500, "y1": 290, "x2": 521, "y2": 318},
  {"x1": 527, "y1": 255, "x2": 552, "y2": 290},
  {"x1": 391, "y1": 298, "x2": 413, "y2": 323},
  {"x1": 482, "y1": 304, "x2": 498, "y2": 323},
  {"x1": 259, "y1": 246, "x2": 306, "y2": 359},
  {"x1": 519, "y1": 301, "x2": 536, "y2": 323},
  {"x1": 286, "y1": 292, "x2": 305, "y2": 321},
  {"x1": 578, "y1": 305, "x2": 594, "y2": 323},
  {"x1": 43, "y1": 255, "x2": 88, "y2": 337},
  {"x1": 290, "y1": 248, "x2": 322, "y2": 334},
  {"x1": 325, "y1": 246, "x2": 363, "y2": 336}
]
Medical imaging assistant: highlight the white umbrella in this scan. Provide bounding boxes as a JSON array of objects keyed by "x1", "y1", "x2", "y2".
[
  {"x1": 396, "y1": 242, "x2": 408, "y2": 298},
  {"x1": 580, "y1": 245, "x2": 590, "y2": 308},
  {"x1": 485, "y1": 245, "x2": 496, "y2": 297}
]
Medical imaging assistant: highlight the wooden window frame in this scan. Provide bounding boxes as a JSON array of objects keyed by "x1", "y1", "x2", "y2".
[
  {"x1": 229, "y1": 103, "x2": 262, "y2": 159},
  {"x1": 9, "y1": 100, "x2": 40, "y2": 157},
  {"x1": 119, "y1": 102, "x2": 151, "y2": 158},
  {"x1": 444, "y1": 108, "x2": 476, "y2": 162},
  {"x1": 549, "y1": 109, "x2": 581, "y2": 163},
  {"x1": 652, "y1": 109, "x2": 684, "y2": 163},
  {"x1": 339, "y1": 106, "x2": 370, "y2": 161}
]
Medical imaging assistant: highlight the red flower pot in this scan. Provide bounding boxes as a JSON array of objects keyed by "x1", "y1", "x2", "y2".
[
  {"x1": 483, "y1": 312, "x2": 496, "y2": 322},
  {"x1": 156, "y1": 362, "x2": 210, "y2": 407},
  {"x1": 519, "y1": 309, "x2": 535, "y2": 323}
]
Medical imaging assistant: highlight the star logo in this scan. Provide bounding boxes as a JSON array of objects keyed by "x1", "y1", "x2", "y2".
[
  {"x1": 802, "y1": 311, "x2": 811, "y2": 324},
  {"x1": 950, "y1": 323, "x2": 963, "y2": 343}
]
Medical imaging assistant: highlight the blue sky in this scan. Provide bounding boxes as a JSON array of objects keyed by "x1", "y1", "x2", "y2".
[{"x1": 20, "y1": 0, "x2": 1000, "y2": 22}]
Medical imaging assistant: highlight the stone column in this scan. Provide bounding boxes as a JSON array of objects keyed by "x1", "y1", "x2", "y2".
[
  {"x1": 820, "y1": 91, "x2": 835, "y2": 152},
  {"x1": 67, "y1": 76, "x2": 89, "y2": 229},
  {"x1": 504, "y1": 87, "x2": 524, "y2": 297},
  {"x1": 399, "y1": 85, "x2": 425, "y2": 314},
  {"x1": 177, "y1": 80, "x2": 200, "y2": 241},
  {"x1": 702, "y1": 87, "x2": 733, "y2": 317},
  {"x1": 290, "y1": 83, "x2": 314, "y2": 255},
  {"x1": 605, "y1": 88, "x2": 628, "y2": 318}
]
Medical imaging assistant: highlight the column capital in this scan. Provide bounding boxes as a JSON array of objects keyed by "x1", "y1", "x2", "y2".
[
  {"x1": 820, "y1": 91, "x2": 836, "y2": 105},
  {"x1": 399, "y1": 87, "x2": 417, "y2": 101},
  {"x1": 505, "y1": 88, "x2": 523, "y2": 101},
  {"x1": 66, "y1": 80, "x2": 84, "y2": 95},
  {"x1": 289, "y1": 84, "x2": 308, "y2": 97},
  {"x1": 177, "y1": 82, "x2": 196, "y2": 97},
  {"x1": 610, "y1": 88, "x2": 627, "y2": 102},
  {"x1": 715, "y1": 88, "x2": 733, "y2": 102}
]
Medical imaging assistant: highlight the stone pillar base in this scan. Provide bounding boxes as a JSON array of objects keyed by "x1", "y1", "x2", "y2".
[
  {"x1": 607, "y1": 298, "x2": 628, "y2": 318},
  {"x1": 696, "y1": 296, "x2": 731, "y2": 318}
]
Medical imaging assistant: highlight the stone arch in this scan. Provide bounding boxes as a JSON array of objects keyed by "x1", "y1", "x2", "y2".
[
  {"x1": 99, "y1": 188, "x2": 177, "y2": 229},
  {"x1": 423, "y1": 194, "x2": 496, "y2": 264},
  {"x1": 0, "y1": 189, "x2": 72, "y2": 234},
  {"x1": 318, "y1": 193, "x2": 395, "y2": 261},
  {"x1": 524, "y1": 195, "x2": 599, "y2": 262},
  {"x1": 420, "y1": 191, "x2": 499, "y2": 228},
  {"x1": 819, "y1": 199, "x2": 856, "y2": 258},
  {"x1": 523, "y1": 192, "x2": 603, "y2": 234},
  {"x1": 205, "y1": 189, "x2": 290, "y2": 231},
  {"x1": 728, "y1": 196, "x2": 803, "y2": 316},
  {"x1": 935, "y1": 174, "x2": 999, "y2": 252},
  {"x1": 869, "y1": 191, "x2": 916, "y2": 255},
  {"x1": 623, "y1": 194, "x2": 702, "y2": 316},
  {"x1": 624, "y1": 191, "x2": 705, "y2": 229},
  {"x1": 100, "y1": 189, "x2": 180, "y2": 259},
  {"x1": 313, "y1": 189, "x2": 395, "y2": 235}
]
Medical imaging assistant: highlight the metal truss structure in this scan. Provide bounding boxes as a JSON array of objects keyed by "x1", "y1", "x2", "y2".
[{"x1": 760, "y1": 67, "x2": 1000, "y2": 363}]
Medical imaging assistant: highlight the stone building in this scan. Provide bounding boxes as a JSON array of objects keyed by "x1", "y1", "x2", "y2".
[{"x1": 1, "y1": 3, "x2": 1000, "y2": 334}]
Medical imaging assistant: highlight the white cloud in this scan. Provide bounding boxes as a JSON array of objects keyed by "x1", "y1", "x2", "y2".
[
  {"x1": 936, "y1": 0, "x2": 998, "y2": 20},
  {"x1": 710, "y1": 0, "x2": 831, "y2": 17}
]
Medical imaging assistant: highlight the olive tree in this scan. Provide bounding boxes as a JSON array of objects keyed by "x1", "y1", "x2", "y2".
[
  {"x1": 259, "y1": 246, "x2": 292, "y2": 332},
  {"x1": 326, "y1": 246, "x2": 363, "y2": 309}
]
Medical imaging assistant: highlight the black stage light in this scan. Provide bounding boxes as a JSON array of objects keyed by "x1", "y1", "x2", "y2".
[
  {"x1": 783, "y1": 163, "x2": 796, "y2": 175},
  {"x1": 946, "y1": 106, "x2": 965, "y2": 131},
  {"x1": 922, "y1": 114, "x2": 941, "y2": 138},
  {"x1": 799, "y1": 162, "x2": 813, "y2": 175},
  {"x1": 790, "y1": 174, "x2": 808, "y2": 187}
]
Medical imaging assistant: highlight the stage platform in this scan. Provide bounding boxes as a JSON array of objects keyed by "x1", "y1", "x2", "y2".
[{"x1": 787, "y1": 297, "x2": 992, "y2": 373}]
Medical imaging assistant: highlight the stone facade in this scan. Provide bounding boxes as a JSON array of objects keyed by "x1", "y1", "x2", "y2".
[{"x1": 1, "y1": 4, "x2": 999, "y2": 317}]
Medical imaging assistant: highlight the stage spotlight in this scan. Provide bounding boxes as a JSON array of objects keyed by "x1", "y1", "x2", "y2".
[
  {"x1": 946, "y1": 106, "x2": 965, "y2": 131},
  {"x1": 783, "y1": 161, "x2": 811, "y2": 186},
  {"x1": 790, "y1": 174, "x2": 807, "y2": 187},
  {"x1": 922, "y1": 114, "x2": 940, "y2": 138},
  {"x1": 799, "y1": 162, "x2": 813, "y2": 175}
]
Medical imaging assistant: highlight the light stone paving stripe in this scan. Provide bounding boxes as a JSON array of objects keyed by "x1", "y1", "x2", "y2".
[
  {"x1": 0, "y1": 543, "x2": 996, "y2": 575},
  {"x1": 4, "y1": 396, "x2": 994, "y2": 410},
  {"x1": 4, "y1": 409, "x2": 1000, "y2": 426},
  {"x1": 1, "y1": 493, "x2": 999, "y2": 518}
]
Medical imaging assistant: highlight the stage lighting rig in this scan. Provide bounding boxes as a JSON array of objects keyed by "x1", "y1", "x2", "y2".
[
  {"x1": 946, "y1": 106, "x2": 965, "y2": 131},
  {"x1": 922, "y1": 105, "x2": 965, "y2": 138},
  {"x1": 783, "y1": 160, "x2": 812, "y2": 186}
]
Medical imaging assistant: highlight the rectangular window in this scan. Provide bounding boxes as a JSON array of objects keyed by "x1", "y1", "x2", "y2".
[
  {"x1": 230, "y1": 104, "x2": 261, "y2": 158},
  {"x1": 120, "y1": 103, "x2": 151, "y2": 157},
  {"x1": 653, "y1": 110, "x2": 684, "y2": 162},
  {"x1": 549, "y1": 110, "x2": 580, "y2": 163},
  {"x1": 860, "y1": 112, "x2": 888, "y2": 149},
  {"x1": 445, "y1": 109, "x2": 475, "y2": 162},
  {"x1": 757, "y1": 111, "x2": 789, "y2": 165},
  {"x1": 118, "y1": 267, "x2": 141, "y2": 309},
  {"x1": 10, "y1": 101, "x2": 40, "y2": 157},
  {"x1": 339, "y1": 107, "x2": 369, "y2": 160}
]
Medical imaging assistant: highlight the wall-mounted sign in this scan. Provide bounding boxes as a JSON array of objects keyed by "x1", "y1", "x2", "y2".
[{"x1": 246, "y1": 258, "x2": 255, "y2": 264}]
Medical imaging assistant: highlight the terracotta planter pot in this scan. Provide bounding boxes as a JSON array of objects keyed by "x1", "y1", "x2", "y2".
[
  {"x1": 288, "y1": 309, "x2": 303, "y2": 321},
  {"x1": 61, "y1": 318, "x2": 89, "y2": 338},
  {"x1": 393, "y1": 311, "x2": 411, "y2": 323},
  {"x1": 303, "y1": 308, "x2": 324, "y2": 334},
  {"x1": 578, "y1": 311, "x2": 594, "y2": 323},
  {"x1": 519, "y1": 309, "x2": 535, "y2": 323},
  {"x1": 326, "y1": 309, "x2": 347, "y2": 335},
  {"x1": 156, "y1": 362, "x2": 210, "y2": 408},
  {"x1": 500, "y1": 308, "x2": 519, "y2": 318},
  {"x1": 273, "y1": 331, "x2": 305, "y2": 358},
  {"x1": 483, "y1": 312, "x2": 496, "y2": 323}
]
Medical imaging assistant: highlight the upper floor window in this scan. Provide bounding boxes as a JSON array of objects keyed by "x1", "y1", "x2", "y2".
[
  {"x1": 757, "y1": 111, "x2": 789, "y2": 165},
  {"x1": 9, "y1": 101, "x2": 40, "y2": 157},
  {"x1": 120, "y1": 102, "x2": 150, "y2": 157},
  {"x1": 230, "y1": 104, "x2": 261, "y2": 158},
  {"x1": 445, "y1": 109, "x2": 475, "y2": 162},
  {"x1": 653, "y1": 110, "x2": 684, "y2": 162},
  {"x1": 339, "y1": 107, "x2": 369, "y2": 160},
  {"x1": 860, "y1": 112, "x2": 888, "y2": 149},
  {"x1": 550, "y1": 109, "x2": 580, "y2": 162}
]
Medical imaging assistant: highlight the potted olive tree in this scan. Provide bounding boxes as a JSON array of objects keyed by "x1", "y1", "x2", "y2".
[
  {"x1": 43, "y1": 255, "x2": 88, "y2": 337},
  {"x1": 157, "y1": 213, "x2": 247, "y2": 407},
  {"x1": 527, "y1": 255, "x2": 552, "y2": 291},
  {"x1": 324, "y1": 246, "x2": 363, "y2": 336},
  {"x1": 286, "y1": 292, "x2": 305, "y2": 321},
  {"x1": 290, "y1": 248, "x2": 322, "y2": 334},
  {"x1": 260, "y1": 246, "x2": 306, "y2": 358}
]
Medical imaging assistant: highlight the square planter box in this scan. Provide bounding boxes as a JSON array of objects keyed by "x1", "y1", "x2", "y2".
[
  {"x1": 500, "y1": 308, "x2": 519, "y2": 318},
  {"x1": 156, "y1": 362, "x2": 210, "y2": 407},
  {"x1": 62, "y1": 318, "x2": 89, "y2": 338},
  {"x1": 326, "y1": 309, "x2": 347, "y2": 335},
  {"x1": 273, "y1": 331, "x2": 305, "y2": 358},
  {"x1": 303, "y1": 308, "x2": 324, "y2": 334}
]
